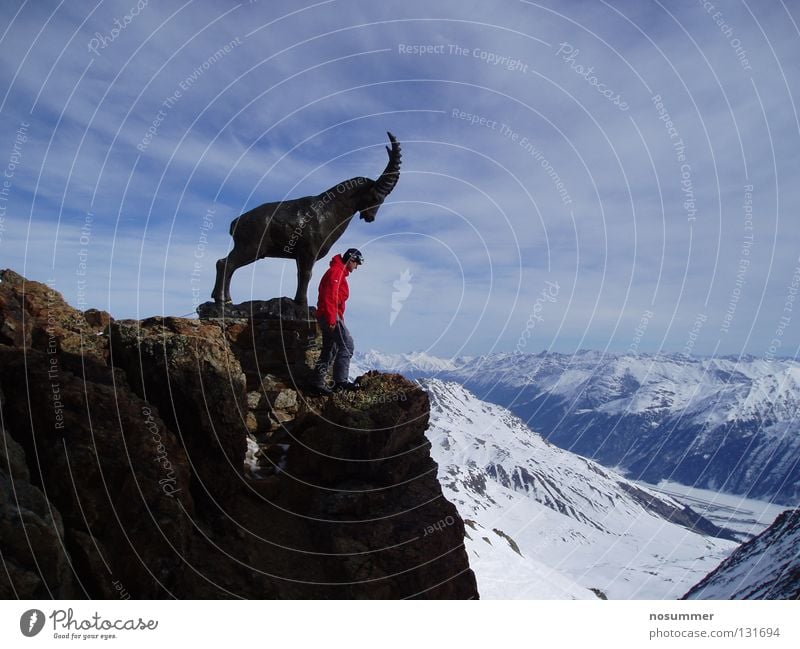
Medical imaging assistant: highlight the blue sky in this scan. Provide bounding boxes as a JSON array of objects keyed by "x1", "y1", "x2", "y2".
[{"x1": 1, "y1": 0, "x2": 799, "y2": 359}]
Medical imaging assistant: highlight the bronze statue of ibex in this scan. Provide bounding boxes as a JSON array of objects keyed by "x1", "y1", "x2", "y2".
[{"x1": 212, "y1": 132, "x2": 401, "y2": 306}]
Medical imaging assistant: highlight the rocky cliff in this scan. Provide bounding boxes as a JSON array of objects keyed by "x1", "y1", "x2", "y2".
[{"x1": 0, "y1": 269, "x2": 478, "y2": 599}]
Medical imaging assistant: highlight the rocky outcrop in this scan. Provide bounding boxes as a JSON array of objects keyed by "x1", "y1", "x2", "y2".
[
  {"x1": 285, "y1": 372, "x2": 476, "y2": 597},
  {"x1": 109, "y1": 317, "x2": 247, "y2": 506},
  {"x1": 0, "y1": 292, "x2": 193, "y2": 598},
  {"x1": 0, "y1": 270, "x2": 478, "y2": 599},
  {"x1": 0, "y1": 417, "x2": 72, "y2": 598}
]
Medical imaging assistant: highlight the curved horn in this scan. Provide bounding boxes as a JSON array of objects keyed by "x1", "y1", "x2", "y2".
[{"x1": 372, "y1": 131, "x2": 402, "y2": 200}]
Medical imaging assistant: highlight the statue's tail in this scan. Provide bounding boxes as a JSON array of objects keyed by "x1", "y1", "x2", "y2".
[{"x1": 229, "y1": 216, "x2": 239, "y2": 236}]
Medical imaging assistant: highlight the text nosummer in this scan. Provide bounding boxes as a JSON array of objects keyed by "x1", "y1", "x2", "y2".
[{"x1": 649, "y1": 613, "x2": 714, "y2": 621}]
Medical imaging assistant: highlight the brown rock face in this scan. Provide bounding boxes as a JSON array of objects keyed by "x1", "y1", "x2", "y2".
[
  {"x1": 0, "y1": 271, "x2": 478, "y2": 599},
  {"x1": 109, "y1": 317, "x2": 247, "y2": 506},
  {"x1": 0, "y1": 345, "x2": 193, "y2": 598},
  {"x1": 0, "y1": 268, "x2": 109, "y2": 360},
  {"x1": 285, "y1": 372, "x2": 476, "y2": 598},
  {"x1": 0, "y1": 419, "x2": 72, "y2": 598}
]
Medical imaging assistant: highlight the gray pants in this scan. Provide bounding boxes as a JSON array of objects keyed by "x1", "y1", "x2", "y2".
[{"x1": 315, "y1": 318, "x2": 354, "y2": 384}]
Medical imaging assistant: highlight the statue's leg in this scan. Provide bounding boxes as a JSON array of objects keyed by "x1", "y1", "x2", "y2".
[
  {"x1": 222, "y1": 251, "x2": 243, "y2": 303},
  {"x1": 294, "y1": 257, "x2": 312, "y2": 306},
  {"x1": 211, "y1": 257, "x2": 228, "y2": 303},
  {"x1": 213, "y1": 248, "x2": 249, "y2": 303}
]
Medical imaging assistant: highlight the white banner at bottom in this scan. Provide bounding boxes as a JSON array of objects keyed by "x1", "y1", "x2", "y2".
[{"x1": 0, "y1": 599, "x2": 796, "y2": 648}]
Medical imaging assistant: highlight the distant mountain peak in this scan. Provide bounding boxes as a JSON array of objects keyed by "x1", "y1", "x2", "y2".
[{"x1": 356, "y1": 349, "x2": 800, "y2": 505}]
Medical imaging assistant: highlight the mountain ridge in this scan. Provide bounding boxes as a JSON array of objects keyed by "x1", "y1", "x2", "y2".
[{"x1": 354, "y1": 349, "x2": 800, "y2": 505}]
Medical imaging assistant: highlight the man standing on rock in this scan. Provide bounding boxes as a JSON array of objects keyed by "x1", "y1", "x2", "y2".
[{"x1": 310, "y1": 248, "x2": 364, "y2": 394}]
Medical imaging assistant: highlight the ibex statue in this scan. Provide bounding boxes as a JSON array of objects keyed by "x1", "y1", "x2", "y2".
[{"x1": 212, "y1": 132, "x2": 402, "y2": 306}]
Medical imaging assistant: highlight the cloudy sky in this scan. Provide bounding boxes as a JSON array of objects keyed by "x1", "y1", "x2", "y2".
[{"x1": 1, "y1": 0, "x2": 798, "y2": 358}]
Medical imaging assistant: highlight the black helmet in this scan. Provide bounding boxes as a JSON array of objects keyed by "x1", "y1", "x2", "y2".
[{"x1": 342, "y1": 248, "x2": 364, "y2": 265}]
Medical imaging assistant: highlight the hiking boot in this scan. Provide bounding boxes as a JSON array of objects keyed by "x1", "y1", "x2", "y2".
[
  {"x1": 334, "y1": 381, "x2": 361, "y2": 393},
  {"x1": 307, "y1": 377, "x2": 333, "y2": 395}
]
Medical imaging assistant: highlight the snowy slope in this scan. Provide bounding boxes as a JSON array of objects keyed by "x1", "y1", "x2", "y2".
[
  {"x1": 421, "y1": 379, "x2": 738, "y2": 599},
  {"x1": 683, "y1": 508, "x2": 800, "y2": 600},
  {"x1": 354, "y1": 350, "x2": 800, "y2": 504}
]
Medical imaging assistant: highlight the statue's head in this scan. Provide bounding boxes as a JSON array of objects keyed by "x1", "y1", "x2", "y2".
[{"x1": 358, "y1": 132, "x2": 402, "y2": 223}]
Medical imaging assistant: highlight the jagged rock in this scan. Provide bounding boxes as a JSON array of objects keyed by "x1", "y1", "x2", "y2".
[
  {"x1": 200, "y1": 298, "x2": 322, "y2": 389},
  {"x1": 197, "y1": 297, "x2": 316, "y2": 322},
  {"x1": 0, "y1": 272, "x2": 26, "y2": 347},
  {"x1": 246, "y1": 388, "x2": 298, "y2": 412},
  {"x1": 228, "y1": 323, "x2": 319, "y2": 388},
  {"x1": 270, "y1": 388, "x2": 297, "y2": 411},
  {"x1": 0, "y1": 276, "x2": 194, "y2": 598},
  {"x1": 288, "y1": 372, "x2": 430, "y2": 485},
  {"x1": 83, "y1": 308, "x2": 112, "y2": 330},
  {"x1": 0, "y1": 268, "x2": 110, "y2": 360},
  {"x1": 1, "y1": 270, "x2": 478, "y2": 599},
  {"x1": 109, "y1": 317, "x2": 247, "y2": 505},
  {"x1": 246, "y1": 391, "x2": 263, "y2": 410},
  {"x1": 282, "y1": 372, "x2": 478, "y2": 598},
  {"x1": 0, "y1": 346, "x2": 194, "y2": 598},
  {"x1": 0, "y1": 420, "x2": 74, "y2": 598}
]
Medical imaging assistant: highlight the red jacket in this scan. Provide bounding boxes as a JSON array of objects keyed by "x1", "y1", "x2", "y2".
[{"x1": 316, "y1": 254, "x2": 350, "y2": 327}]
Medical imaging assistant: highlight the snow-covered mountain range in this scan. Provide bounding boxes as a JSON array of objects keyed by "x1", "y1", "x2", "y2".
[
  {"x1": 353, "y1": 350, "x2": 800, "y2": 505},
  {"x1": 419, "y1": 379, "x2": 741, "y2": 599}
]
